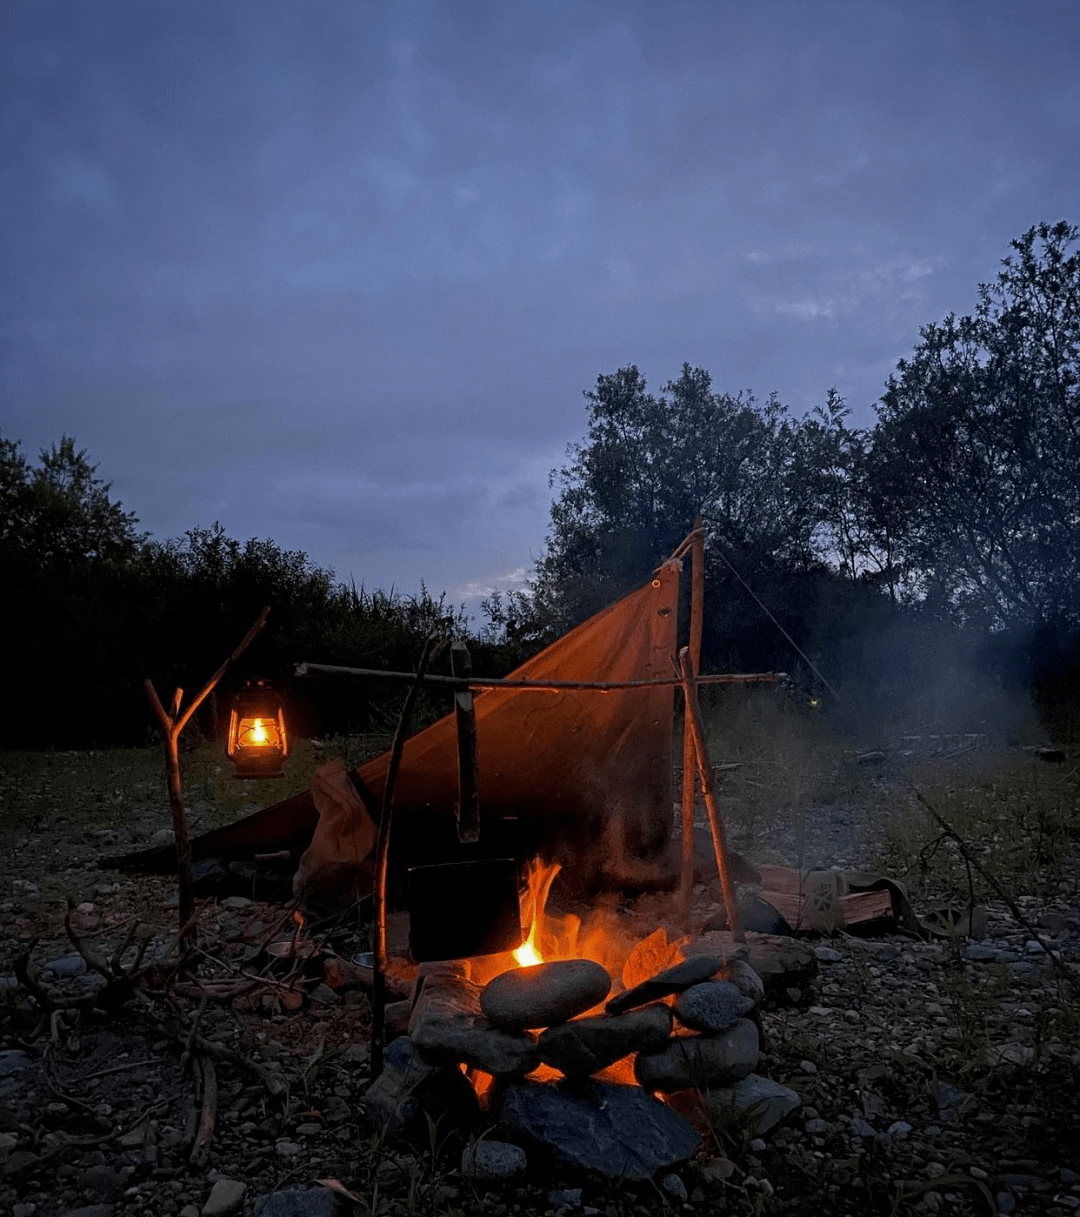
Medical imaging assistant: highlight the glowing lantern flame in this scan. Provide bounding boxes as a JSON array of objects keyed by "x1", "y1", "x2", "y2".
[{"x1": 251, "y1": 718, "x2": 268, "y2": 744}]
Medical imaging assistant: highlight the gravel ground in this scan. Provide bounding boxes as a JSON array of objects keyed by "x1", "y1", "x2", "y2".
[{"x1": 1, "y1": 757, "x2": 1078, "y2": 1217}]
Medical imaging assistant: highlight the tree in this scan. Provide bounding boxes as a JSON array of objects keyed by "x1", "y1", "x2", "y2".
[
  {"x1": 0, "y1": 432, "x2": 143, "y2": 572},
  {"x1": 530, "y1": 364, "x2": 876, "y2": 677},
  {"x1": 535, "y1": 365, "x2": 817, "y2": 625},
  {"x1": 869, "y1": 221, "x2": 1080, "y2": 632}
]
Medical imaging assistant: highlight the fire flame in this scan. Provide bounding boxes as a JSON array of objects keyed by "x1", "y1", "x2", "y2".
[
  {"x1": 470, "y1": 857, "x2": 638, "y2": 987},
  {"x1": 251, "y1": 717, "x2": 268, "y2": 744},
  {"x1": 511, "y1": 858, "x2": 561, "y2": 967}
]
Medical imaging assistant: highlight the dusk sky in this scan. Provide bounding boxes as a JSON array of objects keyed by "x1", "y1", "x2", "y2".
[{"x1": 3, "y1": 1, "x2": 1078, "y2": 617}]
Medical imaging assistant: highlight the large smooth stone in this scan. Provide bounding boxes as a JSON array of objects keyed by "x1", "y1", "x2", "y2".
[
  {"x1": 605, "y1": 954, "x2": 727, "y2": 1014},
  {"x1": 634, "y1": 1018, "x2": 759, "y2": 1092},
  {"x1": 480, "y1": 960, "x2": 612, "y2": 1031},
  {"x1": 409, "y1": 964, "x2": 539, "y2": 1076},
  {"x1": 539, "y1": 1003, "x2": 673, "y2": 1076},
  {"x1": 496, "y1": 1079, "x2": 700, "y2": 1180},
  {"x1": 674, "y1": 981, "x2": 755, "y2": 1033},
  {"x1": 363, "y1": 1036, "x2": 479, "y2": 1139},
  {"x1": 703, "y1": 1073, "x2": 802, "y2": 1134}
]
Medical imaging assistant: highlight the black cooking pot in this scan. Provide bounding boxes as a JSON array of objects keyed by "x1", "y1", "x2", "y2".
[{"x1": 408, "y1": 857, "x2": 524, "y2": 962}]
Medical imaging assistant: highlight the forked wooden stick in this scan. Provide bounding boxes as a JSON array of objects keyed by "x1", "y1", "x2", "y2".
[{"x1": 144, "y1": 607, "x2": 270, "y2": 946}]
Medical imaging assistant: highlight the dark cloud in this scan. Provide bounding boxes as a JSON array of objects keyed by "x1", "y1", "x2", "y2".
[{"x1": 2, "y1": 0, "x2": 1078, "y2": 610}]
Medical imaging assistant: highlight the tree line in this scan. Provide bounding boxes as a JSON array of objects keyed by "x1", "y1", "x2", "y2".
[
  {"x1": 0, "y1": 443, "x2": 488, "y2": 747},
  {"x1": 3, "y1": 221, "x2": 1078, "y2": 747}
]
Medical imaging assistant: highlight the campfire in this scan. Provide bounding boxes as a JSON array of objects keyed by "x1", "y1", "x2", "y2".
[{"x1": 361, "y1": 851, "x2": 816, "y2": 1181}]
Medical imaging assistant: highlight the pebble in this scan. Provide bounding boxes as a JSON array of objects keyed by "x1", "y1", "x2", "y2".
[
  {"x1": 201, "y1": 1178, "x2": 247, "y2": 1216},
  {"x1": 461, "y1": 1140, "x2": 527, "y2": 1181},
  {"x1": 660, "y1": 1173, "x2": 688, "y2": 1201},
  {"x1": 814, "y1": 946, "x2": 844, "y2": 963}
]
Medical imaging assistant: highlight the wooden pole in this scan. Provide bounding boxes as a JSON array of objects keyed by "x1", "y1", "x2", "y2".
[
  {"x1": 678, "y1": 647, "x2": 744, "y2": 941},
  {"x1": 371, "y1": 636, "x2": 444, "y2": 1080},
  {"x1": 451, "y1": 641, "x2": 481, "y2": 844},
  {"x1": 295, "y1": 661, "x2": 779, "y2": 692},
  {"x1": 678, "y1": 516, "x2": 705, "y2": 927},
  {"x1": 144, "y1": 607, "x2": 271, "y2": 947}
]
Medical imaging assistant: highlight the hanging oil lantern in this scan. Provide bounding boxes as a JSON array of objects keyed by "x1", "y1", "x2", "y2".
[{"x1": 226, "y1": 679, "x2": 289, "y2": 778}]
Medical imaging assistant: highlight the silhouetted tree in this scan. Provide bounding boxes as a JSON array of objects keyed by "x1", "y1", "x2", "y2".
[
  {"x1": 531, "y1": 364, "x2": 876, "y2": 675},
  {"x1": 869, "y1": 221, "x2": 1080, "y2": 632},
  {"x1": 0, "y1": 432, "x2": 143, "y2": 573}
]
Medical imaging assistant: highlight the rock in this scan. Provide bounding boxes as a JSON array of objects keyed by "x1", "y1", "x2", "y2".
[
  {"x1": 409, "y1": 966, "x2": 540, "y2": 1075},
  {"x1": 814, "y1": 946, "x2": 844, "y2": 963},
  {"x1": 703, "y1": 1073, "x2": 802, "y2": 1134},
  {"x1": 363, "y1": 1036, "x2": 479, "y2": 1140},
  {"x1": 384, "y1": 999, "x2": 411, "y2": 1038},
  {"x1": 220, "y1": 895, "x2": 252, "y2": 910},
  {"x1": 605, "y1": 955, "x2": 728, "y2": 1014},
  {"x1": 680, "y1": 932, "x2": 816, "y2": 994},
  {"x1": 202, "y1": 1178, "x2": 247, "y2": 1217},
  {"x1": 660, "y1": 1172, "x2": 688, "y2": 1201},
  {"x1": 58, "y1": 1207, "x2": 115, "y2": 1217},
  {"x1": 150, "y1": 828, "x2": 175, "y2": 847},
  {"x1": 634, "y1": 1018, "x2": 759, "y2": 1092},
  {"x1": 255, "y1": 1189, "x2": 342, "y2": 1217},
  {"x1": 679, "y1": 934, "x2": 751, "y2": 964},
  {"x1": 78, "y1": 1164, "x2": 121, "y2": 1196},
  {"x1": 496, "y1": 1079, "x2": 700, "y2": 1180},
  {"x1": 43, "y1": 954, "x2": 87, "y2": 979},
  {"x1": 696, "y1": 1155, "x2": 737, "y2": 1184},
  {"x1": 987, "y1": 1042, "x2": 1036, "y2": 1068},
  {"x1": 673, "y1": 981, "x2": 755, "y2": 1033},
  {"x1": 701, "y1": 895, "x2": 794, "y2": 937},
  {"x1": 549, "y1": 1186, "x2": 582, "y2": 1207},
  {"x1": 539, "y1": 1003, "x2": 673, "y2": 1076},
  {"x1": 723, "y1": 960, "x2": 766, "y2": 1002},
  {"x1": 480, "y1": 960, "x2": 612, "y2": 1031},
  {"x1": 460, "y1": 1140, "x2": 527, "y2": 1181},
  {"x1": 0, "y1": 1049, "x2": 37, "y2": 1077}
]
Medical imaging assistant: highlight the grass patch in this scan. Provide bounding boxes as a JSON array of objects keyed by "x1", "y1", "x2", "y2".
[
  {"x1": 871, "y1": 755, "x2": 1080, "y2": 900},
  {"x1": 0, "y1": 735, "x2": 388, "y2": 839}
]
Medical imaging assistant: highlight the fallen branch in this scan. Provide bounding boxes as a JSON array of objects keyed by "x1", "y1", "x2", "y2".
[
  {"x1": 189, "y1": 1052, "x2": 218, "y2": 1167},
  {"x1": 148, "y1": 1011, "x2": 289, "y2": 1098}
]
